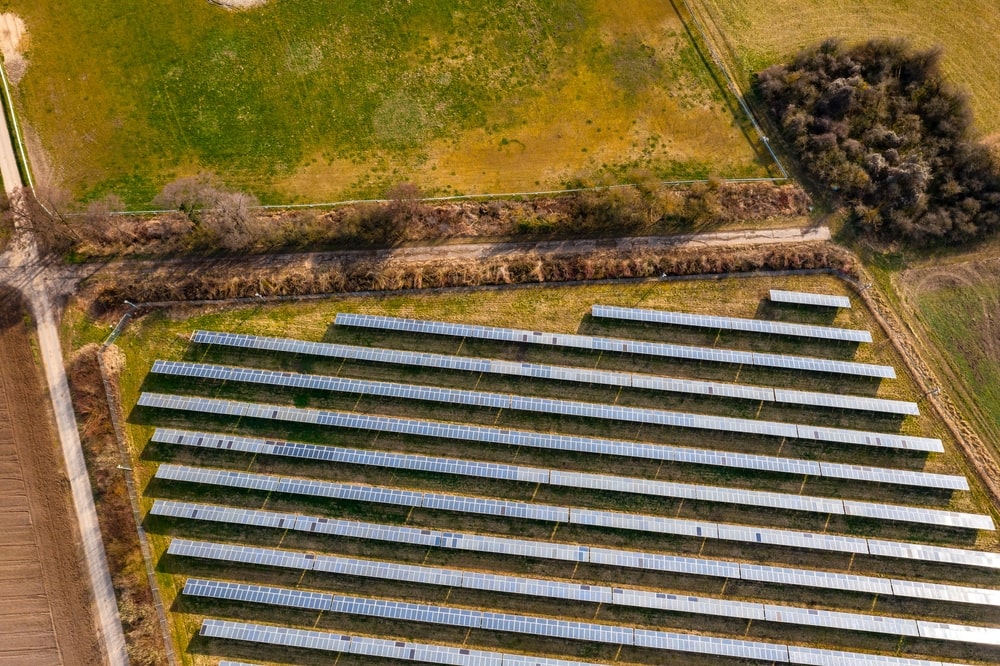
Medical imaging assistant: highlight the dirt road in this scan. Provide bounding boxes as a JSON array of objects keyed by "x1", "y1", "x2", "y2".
[{"x1": 0, "y1": 289, "x2": 103, "y2": 665}]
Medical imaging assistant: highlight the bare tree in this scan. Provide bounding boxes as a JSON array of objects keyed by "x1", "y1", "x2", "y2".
[{"x1": 153, "y1": 173, "x2": 260, "y2": 251}]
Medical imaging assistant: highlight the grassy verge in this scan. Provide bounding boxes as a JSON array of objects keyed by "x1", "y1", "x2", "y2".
[
  {"x1": 66, "y1": 344, "x2": 167, "y2": 665},
  {"x1": 898, "y1": 258, "x2": 1000, "y2": 494},
  {"x1": 11, "y1": 0, "x2": 770, "y2": 206}
]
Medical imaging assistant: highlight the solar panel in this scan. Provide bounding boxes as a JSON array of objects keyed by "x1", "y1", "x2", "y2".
[
  {"x1": 200, "y1": 619, "x2": 506, "y2": 665},
  {"x1": 916, "y1": 621, "x2": 1000, "y2": 645},
  {"x1": 156, "y1": 428, "x2": 880, "y2": 518},
  {"x1": 763, "y1": 604, "x2": 919, "y2": 636},
  {"x1": 192, "y1": 329, "x2": 774, "y2": 403},
  {"x1": 196, "y1": 328, "x2": 917, "y2": 414},
  {"x1": 143, "y1": 395, "x2": 958, "y2": 490},
  {"x1": 890, "y1": 579, "x2": 1000, "y2": 606},
  {"x1": 769, "y1": 289, "x2": 852, "y2": 309},
  {"x1": 592, "y1": 304, "x2": 872, "y2": 343},
  {"x1": 157, "y1": 501, "x2": 1000, "y2": 607},
  {"x1": 739, "y1": 563, "x2": 893, "y2": 596},
  {"x1": 774, "y1": 388, "x2": 919, "y2": 416},
  {"x1": 843, "y1": 501, "x2": 993, "y2": 531},
  {"x1": 334, "y1": 313, "x2": 894, "y2": 378},
  {"x1": 867, "y1": 540, "x2": 1000, "y2": 569},
  {"x1": 147, "y1": 361, "x2": 919, "y2": 449},
  {"x1": 150, "y1": 360, "x2": 803, "y2": 439},
  {"x1": 153, "y1": 457, "x2": 976, "y2": 554},
  {"x1": 184, "y1": 577, "x2": 332, "y2": 611},
  {"x1": 631, "y1": 629, "x2": 789, "y2": 662},
  {"x1": 786, "y1": 646, "x2": 952, "y2": 666},
  {"x1": 794, "y1": 424, "x2": 942, "y2": 453}
]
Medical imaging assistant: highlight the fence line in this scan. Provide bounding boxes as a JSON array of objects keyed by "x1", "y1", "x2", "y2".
[{"x1": 676, "y1": 0, "x2": 788, "y2": 179}]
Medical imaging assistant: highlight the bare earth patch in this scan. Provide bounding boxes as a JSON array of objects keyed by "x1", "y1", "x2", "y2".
[
  {"x1": 0, "y1": 13, "x2": 27, "y2": 84},
  {"x1": 208, "y1": 0, "x2": 268, "y2": 9}
]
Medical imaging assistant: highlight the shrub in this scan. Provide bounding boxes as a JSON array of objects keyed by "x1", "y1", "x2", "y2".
[{"x1": 756, "y1": 38, "x2": 1000, "y2": 244}]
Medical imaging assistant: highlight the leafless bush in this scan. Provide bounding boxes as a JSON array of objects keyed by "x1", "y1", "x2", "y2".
[{"x1": 154, "y1": 173, "x2": 259, "y2": 251}]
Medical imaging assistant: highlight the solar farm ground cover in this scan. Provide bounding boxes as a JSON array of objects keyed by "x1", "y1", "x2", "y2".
[
  {"x1": 9, "y1": 0, "x2": 772, "y2": 207},
  {"x1": 80, "y1": 274, "x2": 1000, "y2": 665}
]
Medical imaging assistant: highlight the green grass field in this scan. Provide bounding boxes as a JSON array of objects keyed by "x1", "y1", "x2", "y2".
[
  {"x1": 8, "y1": 0, "x2": 772, "y2": 207},
  {"x1": 690, "y1": 0, "x2": 1000, "y2": 136},
  {"x1": 902, "y1": 258, "x2": 1000, "y2": 480}
]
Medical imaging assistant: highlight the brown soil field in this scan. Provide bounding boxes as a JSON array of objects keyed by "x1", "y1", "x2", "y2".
[{"x1": 0, "y1": 287, "x2": 103, "y2": 665}]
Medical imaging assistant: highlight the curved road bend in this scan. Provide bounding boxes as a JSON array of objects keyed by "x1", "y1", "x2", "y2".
[{"x1": 0, "y1": 87, "x2": 129, "y2": 664}]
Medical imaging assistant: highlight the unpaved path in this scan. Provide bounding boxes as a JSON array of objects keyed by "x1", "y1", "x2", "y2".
[
  {"x1": 75, "y1": 225, "x2": 830, "y2": 281},
  {"x1": 0, "y1": 289, "x2": 103, "y2": 666}
]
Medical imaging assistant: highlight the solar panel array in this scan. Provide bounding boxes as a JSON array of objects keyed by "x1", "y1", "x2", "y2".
[
  {"x1": 154, "y1": 429, "x2": 969, "y2": 520},
  {"x1": 155, "y1": 501, "x2": 1000, "y2": 606},
  {"x1": 770, "y1": 289, "x2": 852, "y2": 309},
  {"x1": 207, "y1": 618, "x2": 978, "y2": 666},
  {"x1": 149, "y1": 361, "x2": 940, "y2": 451},
  {"x1": 148, "y1": 413, "x2": 962, "y2": 492},
  {"x1": 176, "y1": 541, "x2": 1000, "y2": 643},
  {"x1": 333, "y1": 313, "x2": 896, "y2": 378},
  {"x1": 145, "y1": 303, "x2": 1000, "y2": 666},
  {"x1": 189, "y1": 578, "x2": 999, "y2": 655},
  {"x1": 591, "y1": 304, "x2": 873, "y2": 343},
  {"x1": 192, "y1": 329, "x2": 918, "y2": 415},
  {"x1": 154, "y1": 462, "x2": 992, "y2": 537}
]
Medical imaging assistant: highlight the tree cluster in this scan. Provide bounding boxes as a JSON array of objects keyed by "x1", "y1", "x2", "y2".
[{"x1": 756, "y1": 38, "x2": 1000, "y2": 243}]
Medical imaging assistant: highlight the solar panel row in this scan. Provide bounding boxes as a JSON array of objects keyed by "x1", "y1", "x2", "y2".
[
  {"x1": 192, "y1": 583, "x2": 991, "y2": 659},
  {"x1": 201, "y1": 618, "x2": 507, "y2": 665},
  {"x1": 139, "y1": 396, "x2": 985, "y2": 557},
  {"x1": 192, "y1": 329, "x2": 918, "y2": 415},
  {"x1": 154, "y1": 501, "x2": 1000, "y2": 605},
  {"x1": 194, "y1": 587, "x2": 788, "y2": 661},
  {"x1": 154, "y1": 462, "x2": 992, "y2": 539},
  {"x1": 149, "y1": 361, "x2": 939, "y2": 452},
  {"x1": 156, "y1": 429, "x2": 934, "y2": 520},
  {"x1": 333, "y1": 313, "x2": 894, "y2": 378},
  {"x1": 178, "y1": 542, "x2": 993, "y2": 641},
  {"x1": 591, "y1": 304, "x2": 873, "y2": 343},
  {"x1": 146, "y1": 402, "x2": 961, "y2": 492},
  {"x1": 769, "y1": 290, "x2": 852, "y2": 309}
]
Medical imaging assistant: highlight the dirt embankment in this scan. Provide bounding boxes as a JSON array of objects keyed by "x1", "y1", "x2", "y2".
[{"x1": 0, "y1": 287, "x2": 103, "y2": 665}]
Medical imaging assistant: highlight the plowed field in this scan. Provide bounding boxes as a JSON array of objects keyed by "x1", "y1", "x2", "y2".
[{"x1": 0, "y1": 288, "x2": 102, "y2": 666}]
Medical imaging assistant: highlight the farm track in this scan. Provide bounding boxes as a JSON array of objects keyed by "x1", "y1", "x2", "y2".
[
  {"x1": 67, "y1": 225, "x2": 830, "y2": 282},
  {"x1": 0, "y1": 291, "x2": 103, "y2": 666}
]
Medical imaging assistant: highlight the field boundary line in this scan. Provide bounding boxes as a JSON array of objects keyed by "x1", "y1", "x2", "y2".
[
  {"x1": 0, "y1": 53, "x2": 33, "y2": 192},
  {"x1": 673, "y1": 0, "x2": 787, "y2": 178},
  {"x1": 99, "y1": 177, "x2": 788, "y2": 217},
  {"x1": 97, "y1": 347, "x2": 179, "y2": 666}
]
